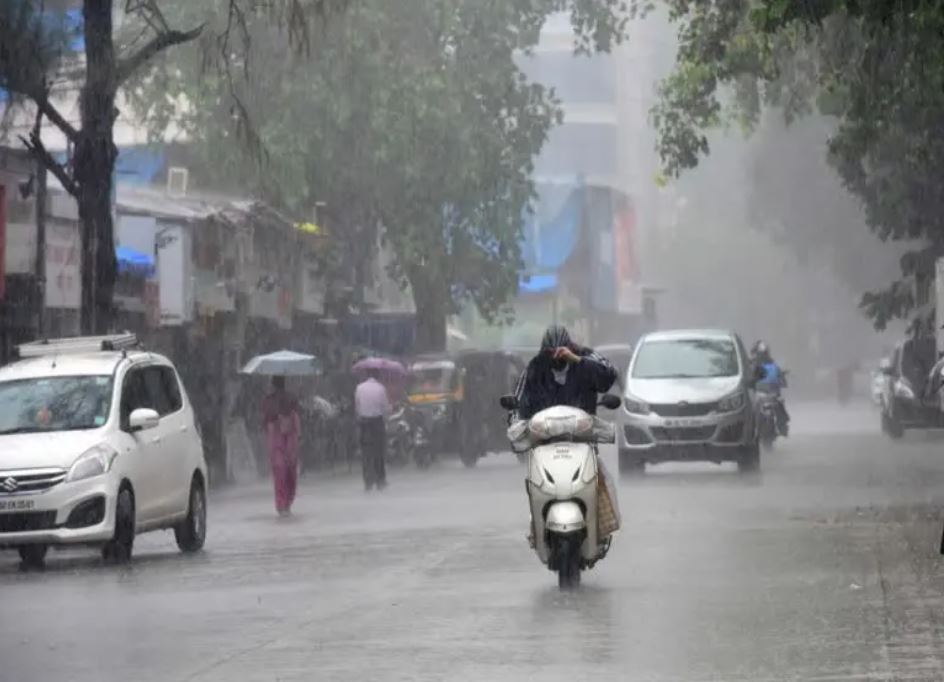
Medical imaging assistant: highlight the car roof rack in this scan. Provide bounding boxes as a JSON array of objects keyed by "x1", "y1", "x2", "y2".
[{"x1": 16, "y1": 333, "x2": 140, "y2": 358}]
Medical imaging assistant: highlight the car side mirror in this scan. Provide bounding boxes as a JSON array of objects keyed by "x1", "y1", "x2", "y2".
[
  {"x1": 129, "y1": 408, "x2": 159, "y2": 433},
  {"x1": 499, "y1": 395, "x2": 518, "y2": 410},
  {"x1": 599, "y1": 394, "x2": 622, "y2": 410}
]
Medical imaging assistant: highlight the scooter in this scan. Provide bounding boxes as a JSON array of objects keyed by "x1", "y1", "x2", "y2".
[{"x1": 500, "y1": 394, "x2": 622, "y2": 590}]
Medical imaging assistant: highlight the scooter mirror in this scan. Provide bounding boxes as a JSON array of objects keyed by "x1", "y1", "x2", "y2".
[
  {"x1": 599, "y1": 394, "x2": 622, "y2": 410},
  {"x1": 499, "y1": 394, "x2": 518, "y2": 410}
]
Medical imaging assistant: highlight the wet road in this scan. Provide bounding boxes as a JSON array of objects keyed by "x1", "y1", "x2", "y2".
[{"x1": 5, "y1": 402, "x2": 944, "y2": 681}]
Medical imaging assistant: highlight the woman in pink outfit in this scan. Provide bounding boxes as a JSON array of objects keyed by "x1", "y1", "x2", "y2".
[{"x1": 262, "y1": 376, "x2": 300, "y2": 516}]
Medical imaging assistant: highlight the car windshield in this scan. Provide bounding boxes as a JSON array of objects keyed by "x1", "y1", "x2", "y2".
[
  {"x1": 632, "y1": 338, "x2": 739, "y2": 379},
  {"x1": 0, "y1": 375, "x2": 113, "y2": 434},
  {"x1": 409, "y1": 366, "x2": 456, "y2": 395}
]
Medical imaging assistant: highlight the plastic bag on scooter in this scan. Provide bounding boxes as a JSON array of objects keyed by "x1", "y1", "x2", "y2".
[{"x1": 597, "y1": 460, "x2": 621, "y2": 538}]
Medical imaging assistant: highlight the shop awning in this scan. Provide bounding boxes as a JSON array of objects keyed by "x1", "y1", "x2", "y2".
[{"x1": 116, "y1": 245, "x2": 155, "y2": 278}]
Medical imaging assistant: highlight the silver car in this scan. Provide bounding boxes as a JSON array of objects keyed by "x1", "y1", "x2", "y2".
[{"x1": 617, "y1": 329, "x2": 760, "y2": 475}]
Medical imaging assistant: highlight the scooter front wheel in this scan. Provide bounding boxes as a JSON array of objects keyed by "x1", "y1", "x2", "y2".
[{"x1": 556, "y1": 537, "x2": 582, "y2": 591}]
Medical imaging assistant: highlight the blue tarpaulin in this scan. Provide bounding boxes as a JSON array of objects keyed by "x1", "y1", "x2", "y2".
[
  {"x1": 116, "y1": 245, "x2": 155, "y2": 278},
  {"x1": 517, "y1": 182, "x2": 583, "y2": 295}
]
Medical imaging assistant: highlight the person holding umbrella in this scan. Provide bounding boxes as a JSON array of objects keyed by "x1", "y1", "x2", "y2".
[
  {"x1": 242, "y1": 350, "x2": 318, "y2": 516},
  {"x1": 262, "y1": 376, "x2": 301, "y2": 516}
]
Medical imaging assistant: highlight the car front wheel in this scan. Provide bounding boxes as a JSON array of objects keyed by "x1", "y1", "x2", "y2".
[
  {"x1": 618, "y1": 450, "x2": 645, "y2": 477},
  {"x1": 102, "y1": 487, "x2": 135, "y2": 565},
  {"x1": 18, "y1": 544, "x2": 48, "y2": 570},
  {"x1": 175, "y1": 477, "x2": 207, "y2": 553},
  {"x1": 738, "y1": 441, "x2": 761, "y2": 474}
]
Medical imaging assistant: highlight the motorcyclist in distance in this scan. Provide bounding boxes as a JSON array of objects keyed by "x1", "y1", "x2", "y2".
[
  {"x1": 513, "y1": 325, "x2": 618, "y2": 421},
  {"x1": 752, "y1": 340, "x2": 790, "y2": 429}
]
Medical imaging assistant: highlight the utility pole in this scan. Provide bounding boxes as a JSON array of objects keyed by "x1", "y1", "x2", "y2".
[{"x1": 34, "y1": 164, "x2": 47, "y2": 337}]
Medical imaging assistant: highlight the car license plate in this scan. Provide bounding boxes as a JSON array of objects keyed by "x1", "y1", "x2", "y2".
[
  {"x1": 664, "y1": 419, "x2": 700, "y2": 428},
  {"x1": 0, "y1": 498, "x2": 35, "y2": 512}
]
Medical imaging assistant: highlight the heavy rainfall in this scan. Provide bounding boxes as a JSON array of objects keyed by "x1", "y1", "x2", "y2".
[{"x1": 2, "y1": 1, "x2": 944, "y2": 680}]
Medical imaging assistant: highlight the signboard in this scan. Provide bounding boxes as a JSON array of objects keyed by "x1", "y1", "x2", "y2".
[
  {"x1": 936, "y1": 257, "x2": 944, "y2": 357},
  {"x1": 296, "y1": 255, "x2": 325, "y2": 315},
  {"x1": 614, "y1": 196, "x2": 641, "y2": 315},
  {"x1": 157, "y1": 223, "x2": 193, "y2": 326},
  {"x1": 45, "y1": 221, "x2": 80, "y2": 309},
  {"x1": 0, "y1": 184, "x2": 5, "y2": 301}
]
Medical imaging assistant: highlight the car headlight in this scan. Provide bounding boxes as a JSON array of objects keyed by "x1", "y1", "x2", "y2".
[
  {"x1": 624, "y1": 395, "x2": 650, "y2": 415},
  {"x1": 894, "y1": 379, "x2": 915, "y2": 400},
  {"x1": 718, "y1": 391, "x2": 746, "y2": 413},
  {"x1": 66, "y1": 444, "x2": 118, "y2": 483}
]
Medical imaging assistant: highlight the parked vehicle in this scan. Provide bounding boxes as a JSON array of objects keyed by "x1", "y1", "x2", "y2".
[
  {"x1": 501, "y1": 395, "x2": 622, "y2": 590},
  {"x1": 0, "y1": 334, "x2": 208, "y2": 569},
  {"x1": 879, "y1": 337, "x2": 941, "y2": 439},
  {"x1": 618, "y1": 329, "x2": 761, "y2": 475},
  {"x1": 407, "y1": 350, "x2": 525, "y2": 467}
]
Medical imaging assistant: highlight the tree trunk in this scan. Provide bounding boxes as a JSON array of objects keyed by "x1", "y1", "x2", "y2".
[
  {"x1": 76, "y1": 0, "x2": 118, "y2": 334},
  {"x1": 411, "y1": 272, "x2": 448, "y2": 352}
]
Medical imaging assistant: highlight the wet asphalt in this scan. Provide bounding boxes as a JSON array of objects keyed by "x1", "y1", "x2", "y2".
[{"x1": 5, "y1": 402, "x2": 944, "y2": 682}]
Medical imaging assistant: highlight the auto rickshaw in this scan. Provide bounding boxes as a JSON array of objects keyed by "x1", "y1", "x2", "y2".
[
  {"x1": 454, "y1": 350, "x2": 525, "y2": 466},
  {"x1": 407, "y1": 351, "x2": 525, "y2": 467}
]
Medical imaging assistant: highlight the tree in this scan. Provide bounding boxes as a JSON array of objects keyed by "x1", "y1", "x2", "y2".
[
  {"x1": 652, "y1": 1, "x2": 944, "y2": 330},
  {"x1": 131, "y1": 0, "x2": 631, "y2": 351},
  {"x1": 0, "y1": 0, "x2": 341, "y2": 334}
]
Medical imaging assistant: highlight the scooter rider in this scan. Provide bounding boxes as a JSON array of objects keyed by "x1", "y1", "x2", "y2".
[
  {"x1": 513, "y1": 325, "x2": 618, "y2": 421},
  {"x1": 752, "y1": 340, "x2": 790, "y2": 428}
]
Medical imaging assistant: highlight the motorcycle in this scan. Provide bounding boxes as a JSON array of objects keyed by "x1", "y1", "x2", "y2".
[
  {"x1": 500, "y1": 394, "x2": 622, "y2": 590},
  {"x1": 412, "y1": 423, "x2": 433, "y2": 469},
  {"x1": 756, "y1": 389, "x2": 789, "y2": 449},
  {"x1": 386, "y1": 405, "x2": 414, "y2": 467}
]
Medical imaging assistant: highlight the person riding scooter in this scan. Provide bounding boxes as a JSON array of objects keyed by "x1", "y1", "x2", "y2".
[
  {"x1": 513, "y1": 325, "x2": 618, "y2": 421},
  {"x1": 752, "y1": 340, "x2": 790, "y2": 432}
]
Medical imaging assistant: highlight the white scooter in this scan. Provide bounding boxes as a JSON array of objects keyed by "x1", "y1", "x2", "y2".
[{"x1": 500, "y1": 394, "x2": 622, "y2": 590}]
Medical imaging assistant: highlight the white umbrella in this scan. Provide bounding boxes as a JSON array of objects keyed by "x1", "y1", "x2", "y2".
[{"x1": 241, "y1": 350, "x2": 320, "y2": 376}]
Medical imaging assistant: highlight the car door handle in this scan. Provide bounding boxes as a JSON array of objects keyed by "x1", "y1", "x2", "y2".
[
  {"x1": 179, "y1": 426, "x2": 188, "y2": 433},
  {"x1": 151, "y1": 436, "x2": 162, "y2": 444}
]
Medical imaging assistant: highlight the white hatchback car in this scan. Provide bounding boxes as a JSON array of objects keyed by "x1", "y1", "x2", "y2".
[{"x1": 0, "y1": 335, "x2": 208, "y2": 568}]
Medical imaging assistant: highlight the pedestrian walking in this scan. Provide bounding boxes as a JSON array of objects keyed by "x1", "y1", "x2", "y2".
[
  {"x1": 355, "y1": 369, "x2": 391, "y2": 491},
  {"x1": 262, "y1": 376, "x2": 301, "y2": 516}
]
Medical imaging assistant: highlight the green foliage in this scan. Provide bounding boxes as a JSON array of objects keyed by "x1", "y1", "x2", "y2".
[
  {"x1": 654, "y1": 0, "x2": 944, "y2": 331},
  {"x1": 131, "y1": 0, "x2": 629, "y2": 349}
]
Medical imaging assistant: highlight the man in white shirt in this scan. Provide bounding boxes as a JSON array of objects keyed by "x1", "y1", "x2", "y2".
[{"x1": 355, "y1": 370, "x2": 391, "y2": 490}]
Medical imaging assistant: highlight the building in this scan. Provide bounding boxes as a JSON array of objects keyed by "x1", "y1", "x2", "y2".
[{"x1": 504, "y1": 12, "x2": 672, "y2": 347}]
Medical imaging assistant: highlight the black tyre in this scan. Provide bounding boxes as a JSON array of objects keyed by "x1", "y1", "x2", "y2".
[
  {"x1": 175, "y1": 477, "x2": 207, "y2": 553},
  {"x1": 516, "y1": 451, "x2": 528, "y2": 465},
  {"x1": 618, "y1": 450, "x2": 645, "y2": 477},
  {"x1": 882, "y1": 411, "x2": 904, "y2": 439},
  {"x1": 459, "y1": 451, "x2": 479, "y2": 468},
  {"x1": 18, "y1": 544, "x2": 48, "y2": 570},
  {"x1": 738, "y1": 441, "x2": 761, "y2": 474},
  {"x1": 557, "y1": 540, "x2": 582, "y2": 591},
  {"x1": 760, "y1": 435, "x2": 775, "y2": 451},
  {"x1": 102, "y1": 487, "x2": 135, "y2": 565}
]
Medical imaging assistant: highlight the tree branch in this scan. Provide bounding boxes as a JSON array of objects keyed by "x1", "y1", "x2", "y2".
[
  {"x1": 30, "y1": 90, "x2": 79, "y2": 142},
  {"x1": 116, "y1": 24, "x2": 204, "y2": 85},
  {"x1": 20, "y1": 128, "x2": 77, "y2": 197}
]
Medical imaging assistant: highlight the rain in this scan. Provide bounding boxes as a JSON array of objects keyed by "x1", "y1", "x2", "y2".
[{"x1": 2, "y1": 1, "x2": 944, "y2": 680}]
